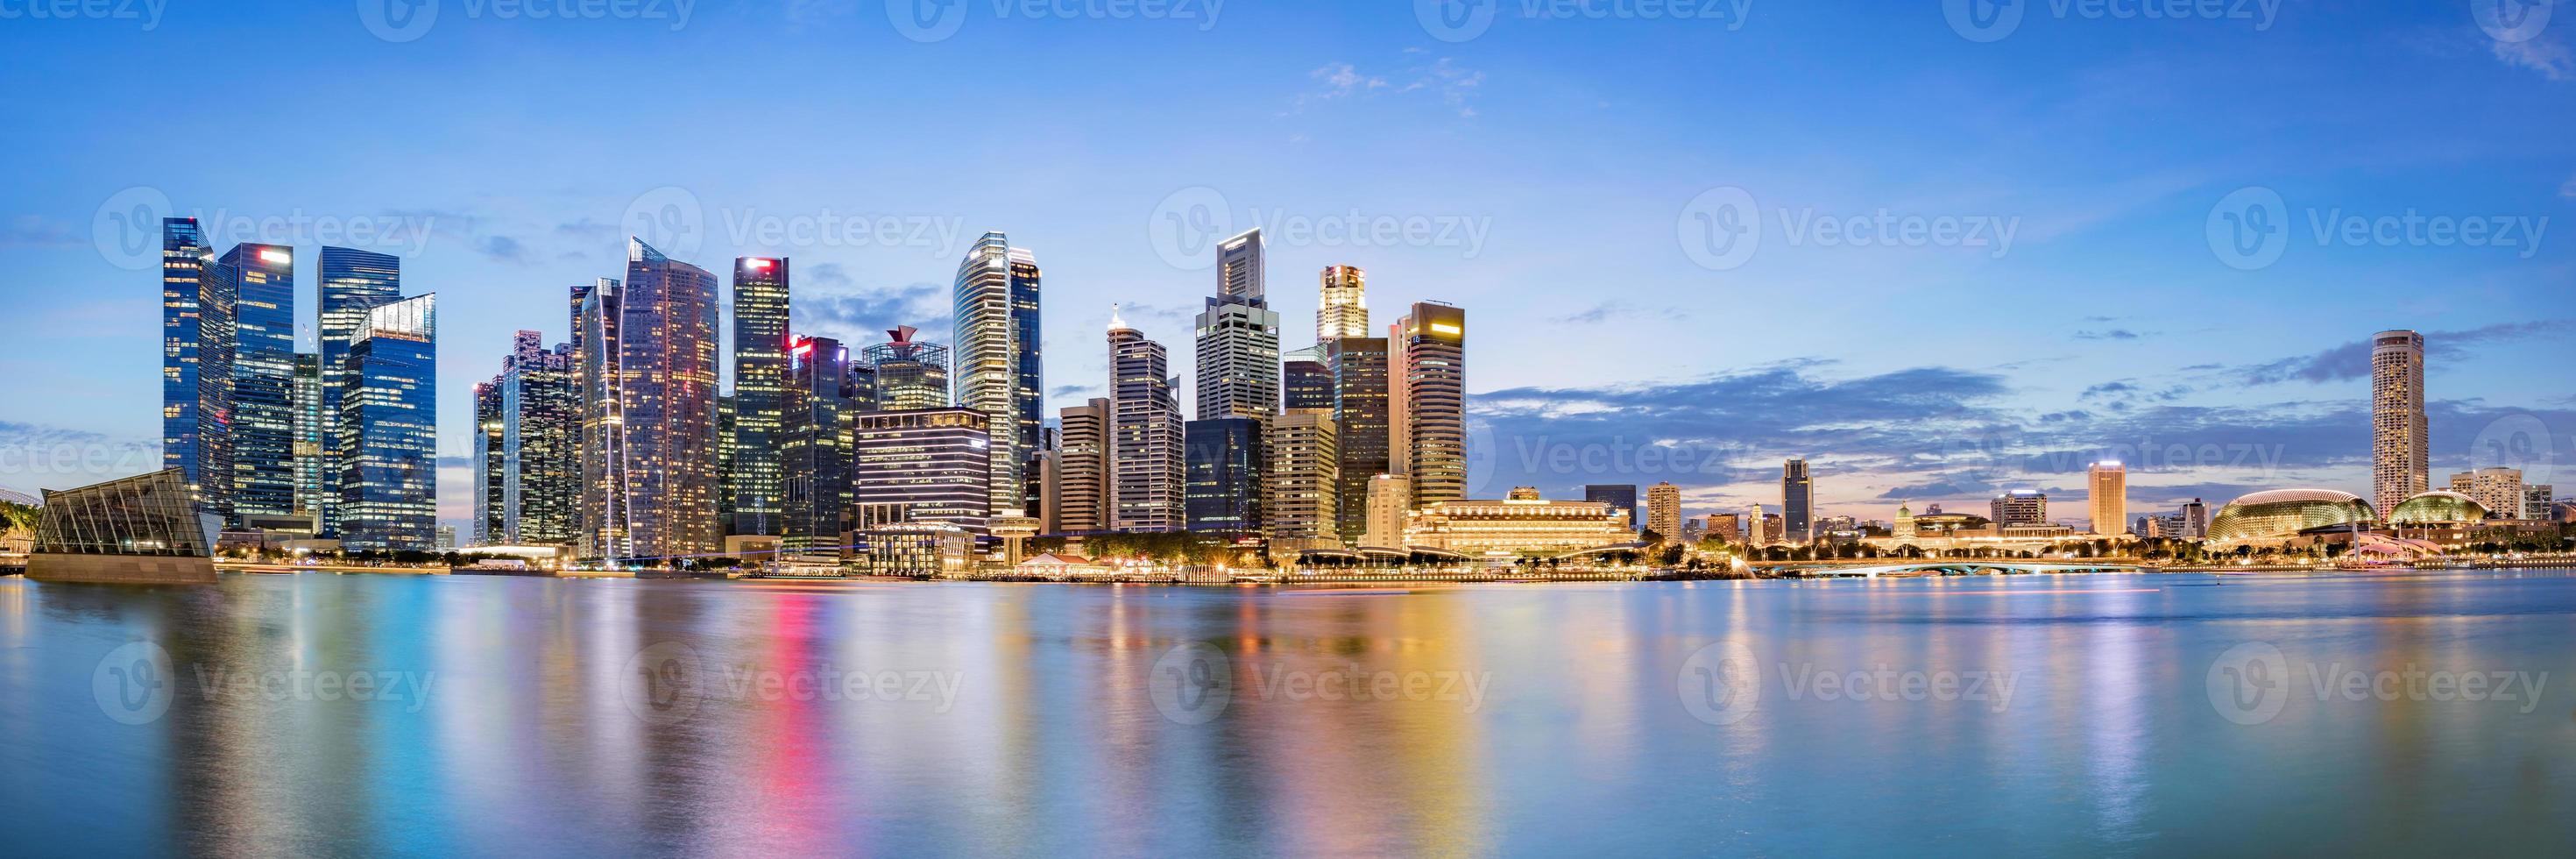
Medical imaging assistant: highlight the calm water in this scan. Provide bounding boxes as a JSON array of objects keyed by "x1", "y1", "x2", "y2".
[{"x1": 3, "y1": 571, "x2": 2571, "y2": 857}]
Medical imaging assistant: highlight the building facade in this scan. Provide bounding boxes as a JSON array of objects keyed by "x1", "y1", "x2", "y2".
[
  {"x1": 1586, "y1": 485, "x2": 1639, "y2": 531},
  {"x1": 729, "y1": 256, "x2": 791, "y2": 536},
  {"x1": 861, "y1": 326, "x2": 951, "y2": 410},
  {"x1": 1184, "y1": 417, "x2": 1264, "y2": 534},
  {"x1": 1404, "y1": 495, "x2": 1637, "y2": 557},
  {"x1": 2449, "y1": 467, "x2": 2524, "y2": 520},
  {"x1": 1317, "y1": 265, "x2": 1369, "y2": 339},
  {"x1": 1283, "y1": 357, "x2": 1334, "y2": 412},
  {"x1": 1054, "y1": 399, "x2": 1111, "y2": 534},
  {"x1": 1991, "y1": 489, "x2": 2049, "y2": 527},
  {"x1": 159, "y1": 218, "x2": 222, "y2": 518},
  {"x1": 336, "y1": 295, "x2": 437, "y2": 551},
  {"x1": 1109, "y1": 316, "x2": 1185, "y2": 532},
  {"x1": 1327, "y1": 337, "x2": 1391, "y2": 543},
  {"x1": 951, "y1": 232, "x2": 1042, "y2": 515},
  {"x1": 1398, "y1": 302, "x2": 1467, "y2": 507},
  {"x1": 851, "y1": 408, "x2": 993, "y2": 534},
  {"x1": 578, "y1": 239, "x2": 721, "y2": 563},
  {"x1": 2372, "y1": 330, "x2": 2429, "y2": 516},
  {"x1": 1781, "y1": 458, "x2": 1813, "y2": 543},
  {"x1": 216, "y1": 244, "x2": 298, "y2": 526},
  {"x1": 782, "y1": 337, "x2": 858, "y2": 550},
  {"x1": 1264, "y1": 408, "x2": 1341, "y2": 550},
  {"x1": 317, "y1": 246, "x2": 401, "y2": 536},
  {"x1": 2088, "y1": 461, "x2": 2127, "y2": 536},
  {"x1": 1645, "y1": 482, "x2": 1681, "y2": 541},
  {"x1": 1363, "y1": 473, "x2": 1412, "y2": 548}
]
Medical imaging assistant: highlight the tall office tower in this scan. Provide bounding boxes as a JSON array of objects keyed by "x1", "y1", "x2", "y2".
[
  {"x1": 472, "y1": 379, "x2": 506, "y2": 546},
  {"x1": 714, "y1": 395, "x2": 737, "y2": 529},
  {"x1": 1991, "y1": 489, "x2": 2049, "y2": 527},
  {"x1": 1055, "y1": 399, "x2": 1112, "y2": 534},
  {"x1": 336, "y1": 295, "x2": 437, "y2": 551},
  {"x1": 1317, "y1": 265, "x2": 1369, "y2": 339},
  {"x1": 2449, "y1": 467, "x2": 2525, "y2": 519},
  {"x1": 1265, "y1": 408, "x2": 1341, "y2": 550},
  {"x1": 2526, "y1": 485, "x2": 2558, "y2": 521},
  {"x1": 1109, "y1": 313, "x2": 1186, "y2": 532},
  {"x1": 781, "y1": 337, "x2": 857, "y2": 550},
  {"x1": 2180, "y1": 498, "x2": 2210, "y2": 539},
  {"x1": 291, "y1": 353, "x2": 324, "y2": 522},
  {"x1": 1646, "y1": 482, "x2": 1682, "y2": 541},
  {"x1": 2088, "y1": 461, "x2": 2127, "y2": 536},
  {"x1": 1781, "y1": 458, "x2": 1814, "y2": 543},
  {"x1": 2371, "y1": 330, "x2": 2428, "y2": 517},
  {"x1": 1283, "y1": 356, "x2": 1334, "y2": 412},
  {"x1": 159, "y1": 218, "x2": 226, "y2": 515},
  {"x1": 1185, "y1": 417, "x2": 1264, "y2": 534},
  {"x1": 578, "y1": 239, "x2": 721, "y2": 563},
  {"x1": 1760, "y1": 514, "x2": 1785, "y2": 544},
  {"x1": 729, "y1": 256, "x2": 791, "y2": 537},
  {"x1": 498, "y1": 339, "x2": 578, "y2": 545},
  {"x1": 1586, "y1": 485, "x2": 1640, "y2": 530},
  {"x1": 1327, "y1": 337, "x2": 1391, "y2": 542},
  {"x1": 1193, "y1": 291, "x2": 1283, "y2": 420},
  {"x1": 952, "y1": 232, "x2": 1042, "y2": 514},
  {"x1": 1386, "y1": 321, "x2": 1409, "y2": 478},
  {"x1": 214, "y1": 244, "x2": 296, "y2": 525},
  {"x1": 1398, "y1": 302, "x2": 1467, "y2": 506},
  {"x1": 1362, "y1": 473, "x2": 1412, "y2": 548},
  {"x1": 862, "y1": 326, "x2": 952, "y2": 410},
  {"x1": 570, "y1": 279, "x2": 611, "y2": 366},
  {"x1": 317, "y1": 247, "x2": 400, "y2": 535},
  {"x1": 1218, "y1": 228, "x2": 1265, "y2": 302},
  {"x1": 851, "y1": 408, "x2": 993, "y2": 534}
]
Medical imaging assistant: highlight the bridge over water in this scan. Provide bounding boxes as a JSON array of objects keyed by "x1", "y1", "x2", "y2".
[{"x1": 1779, "y1": 561, "x2": 2149, "y2": 579}]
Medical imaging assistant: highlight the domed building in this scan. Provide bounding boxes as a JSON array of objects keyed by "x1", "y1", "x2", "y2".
[
  {"x1": 2386, "y1": 490, "x2": 2490, "y2": 525},
  {"x1": 2207, "y1": 489, "x2": 2378, "y2": 543}
]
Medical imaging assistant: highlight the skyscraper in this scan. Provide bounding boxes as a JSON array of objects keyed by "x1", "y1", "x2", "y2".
[
  {"x1": 952, "y1": 232, "x2": 1042, "y2": 513},
  {"x1": 782, "y1": 336, "x2": 857, "y2": 550},
  {"x1": 1109, "y1": 312, "x2": 1185, "y2": 532},
  {"x1": 2372, "y1": 330, "x2": 2428, "y2": 517},
  {"x1": 1194, "y1": 231, "x2": 1283, "y2": 421},
  {"x1": 1781, "y1": 458, "x2": 1814, "y2": 543},
  {"x1": 851, "y1": 408, "x2": 992, "y2": 534},
  {"x1": 1646, "y1": 482, "x2": 1681, "y2": 541},
  {"x1": 336, "y1": 295, "x2": 436, "y2": 551},
  {"x1": 1398, "y1": 302, "x2": 1467, "y2": 506},
  {"x1": 1265, "y1": 408, "x2": 1341, "y2": 550},
  {"x1": 473, "y1": 378, "x2": 506, "y2": 546},
  {"x1": 861, "y1": 326, "x2": 952, "y2": 410},
  {"x1": 1587, "y1": 485, "x2": 1639, "y2": 530},
  {"x1": 1362, "y1": 473, "x2": 1411, "y2": 548},
  {"x1": 2449, "y1": 467, "x2": 2524, "y2": 520},
  {"x1": 317, "y1": 247, "x2": 400, "y2": 536},
  {"x1": 291, "y1": 353, "x2": 324, "y2": 523},
  {"x1": 499, "y1": 337, "x2": 578, "y2": 546},
  {"x1": 579, "y1": 239, "x2": 721, "y2": 563},
  {"x1": 1327, "y1": 337, "x2": 1391, "y2": 543},
  {"x1": 1317, "y1": 265, "x2": 1368, "y2": 340},
  {"x1": 1185, "y1": 417, "x2": 1264, "y2": 534},
  {"x1": 159, "y1": 217, "x2": 224, "y2": 517},
  {"x1": 1283, "y1": 355, "x2": 1334, "y2": 412},
  {"x1": 215, "y1": 244, "x2": 297, "y2": 525},
  {"x1": 729, "y1": 256, "x2": 791, "y2": 536},
  {"x1": 2088, "y1": 461, "x2": 2127, "y2": 536},
  {"x1": 1054, "y1": 399, "x2": 1111, "y2": 534}
]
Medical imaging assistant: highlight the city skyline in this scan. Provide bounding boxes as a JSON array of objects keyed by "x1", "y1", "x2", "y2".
[{"x1": 4, "y1": 4, "x2": 2572, "y2": 533}]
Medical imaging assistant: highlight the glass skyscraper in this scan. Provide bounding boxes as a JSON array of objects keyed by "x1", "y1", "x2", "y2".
[
  {"x1": 729, "y1": 256, "x2": 790, "y2": 536},
  {"x1": 1109, "y1": 312, "x2": 1185, "y2": 532},
  {"x1": 292, "y1": 352, "x2": 324, "y2": 523},
  {"x1": 860, "y1": 325, "x2": 952, "y2": 410},
  {"x1": 1196, "y1": 229, "x2": 1282, "y2": 421},
  {"x1": 952, "y1": 232, "x2": 1041, "y2": 514},
  {"x1": 781, "y1": 336, "x2": 857, "y2": 550},
  {"x1": 336, "y1": 295, "x2": 437, "y2": 551},
  {"x1": 215, "y1": 244, "x2": 297, "y2": 525},
  {"x1": 579, "y1": 239, "x2": 721, "y2": 563},
  {"x1": 1327, "y1": 337, "x2": 1391, "y2": 543},
  {"x1": 318, "y1": 246, "x2": 400, "y2": 536},
  {"x1": 1398, "y1": 302, "x2": 1466, "y2": 506},
  {"x1": 1185, "y1": 417, "x2": 1264, "y2": 534},
  {"x1": 159, "y1": 218, "x2": 225, "y2": 519}
]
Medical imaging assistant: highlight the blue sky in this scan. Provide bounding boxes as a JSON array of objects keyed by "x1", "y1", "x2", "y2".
[{"x1": 2, "y1": 0, "x2": 2571, "y2": 529}]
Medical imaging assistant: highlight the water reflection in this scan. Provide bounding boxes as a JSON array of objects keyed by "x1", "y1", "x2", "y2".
[{"x1": 0, "y1": 571, "x2": 2570, "y2": 855}]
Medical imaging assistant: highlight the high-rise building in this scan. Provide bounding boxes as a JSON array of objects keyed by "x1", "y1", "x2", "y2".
[
  {"x1": 782, "y1": 337, "x2": 858, "y2": 550},
  {"x1": 1317, "y1": 265, "x2": 1369, "y2": 340},
  {"x1": 1219, "y1": 228, "x2": 1266, "y2": 302},
  {"x1": 1194, "y1": 297, "x2": 1283, "y2": 420},
  {"x1": 472, "y1": 378, "x2": 506, "y2": 546},
  {"x1": 1327, "y1": 337, "x2": 1391, "y2": 542},
  {"x1": 1283, "y1": 356, "x2": 1334, "y2": 412},
  {"x1": 2371, "y1": 330, "x2": 2428, "y2": 517},
  {"x1": 159, "y1": 218, "x2": 225, "y2": 518},
  {"x1": 2180, "y1": 498, "x2": 2210, "y2": 539},
  {"x1": 1646, "y1": 482, "x2": 1681, "y2": 542},
  {"x1": 1185, "y1": 417, "x2": 1264, "y2": 534},
  {"x1": 1760, "y1": 513, "x2": 1784, "y2": 544},
  {"x1": 215, "y1": 244, "x2": 297, "y2": 526},
  {"x1": 1586, "y1": 485, "x2": 1640, "y2": 530},
  {"x1": 1362, "y1": 473, "x2": 1412, "y2": 548},
  {"x1": 952, "y1": 232, "x2": 1042, "y2": 514},
  {"x1": 1705, "y1": 513, "x2": 1744, "y2": 544},
  {"x1": 317, "y1": 247, "x2": 400, "y2": 536},
  {"x1": 729, "y1": 256, "x2": 791, "y2": 537},
  {"x1": 1265, "y1": 408, "x2": 1341, "y2": 550},
  {"x1": 336, "y1": 295, "x2": 437, "y2": 551},
  {"x1": 497, "y1": 337, "x2": 578, "y2": 546},
  {"x1": 861, "y1": 326, "x2": 952, "y2": 410},
  {"x1": 1054, "y1": 399, "x2": 1112, "y2": 534},
  {"x1": 2449, "y1": 467, "x2": 2524, "y2": 521},
  {"x1": 1991, "y1": 489, "x2": 2049, "y2": 527},
  {"x1": 2088, "y1": 461, "x2": 2127, "y2": 536},
  {"x1": 291, "y1": 353, "x2": 324, "y2": 523},
  {"x1": 1109, "y1": 312, "x2": 1185, "y2": 532},
  {"x1": 851, "y1": 408, "x2": 992, "y2": 534},
  {"x1": 2526, "y1": 484, "x2": 2557, "y2": 521},
  {"x1": 1398, "y1": 302, "x2": 1467, "y2": 506},
  {"x1": 1781, "y1": 458, "x2": 1814, "y2": 543},
  {"x1": 578, "y1": 239, "x2": 721, "y2": 563}
]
